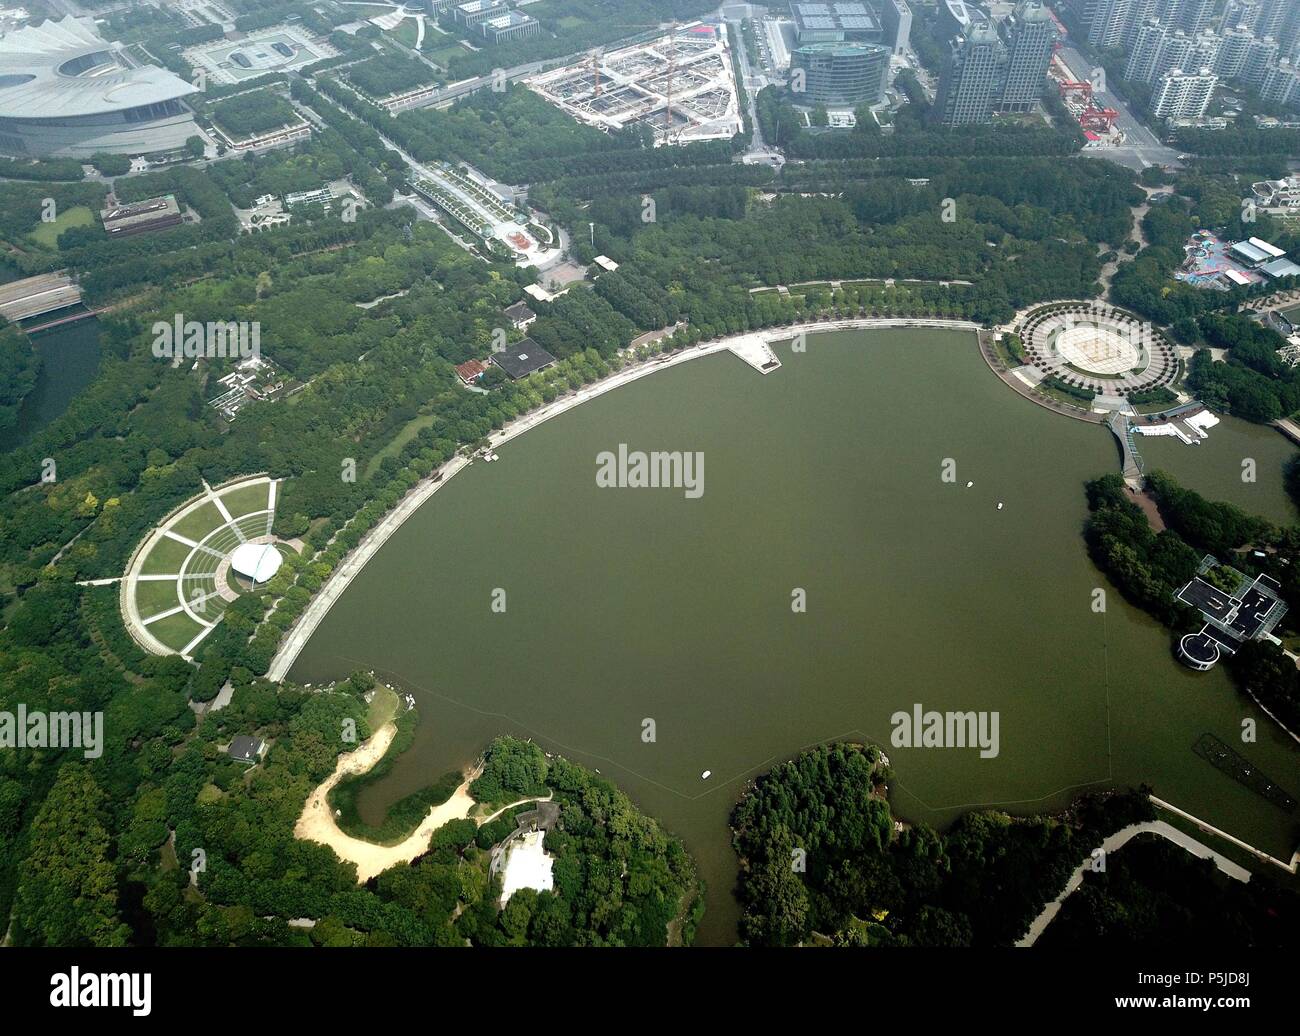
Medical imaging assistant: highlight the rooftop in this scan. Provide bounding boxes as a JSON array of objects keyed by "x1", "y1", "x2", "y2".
[
  {"x1": 491, "y1": 339, "x2": 557, "y2": 379},
  {"x1": 0, "y1": 17, "x2": 198, "y2": 120},
  {"x1": 1262, "y1": 257, "x2": 1300, "y2": 279},
  {"x1": 791, "y1": 1, "x2": 880, "y2": 32},
  {"x1": 227, "y1": 735, "x2": 265, "y2": 763},
  {"x1": 455, "y1": 358, "x2": 488, "y2": 381},
  {"x1": 100, "y1": 193, "x2": 181, "y2": 234}
]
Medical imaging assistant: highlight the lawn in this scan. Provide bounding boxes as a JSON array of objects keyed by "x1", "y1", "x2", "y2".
[
  {"x1": 220, "y1": 481, "x2": 272, "y2": 518},
  {"x1": 28, "y1": 205, "x2": 95, "y2": 249},
  {"x1": 134, "y1": 578, "x2": 181, "y2": 619},
  {"x1": 139, "y1": 535, "x2": 194, "y2": 575},
  {"x1": 364, "y1": 412, "x2": 435, "y2": 479},
  {"x1": 390, "y1": 18, "x2": 419, "y2": 49},
  {"x1": 172, "y1": 501, "x2": 224, "y2": 541},
  {"x1": 146, "y1": 611, "x2": 206, "y2": 652},
  {"x1": 367, "y1": 684, "x2": 400, "y2": 731}
]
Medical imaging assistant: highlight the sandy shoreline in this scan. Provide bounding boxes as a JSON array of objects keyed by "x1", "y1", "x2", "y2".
[
  {"x1": 268, "y1": 317, "x2": 978, "y2": 682},
  {"x1": 294, "y1": 722, "x2": 556, "y2": 881},
  {"x1": 294, "y1": 720, "x2": 480, "y2": 881}
]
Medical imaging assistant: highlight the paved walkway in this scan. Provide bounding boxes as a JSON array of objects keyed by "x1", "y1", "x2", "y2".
[{"x1": 1017, "y1": 819, "x2": 1252, "y2": 946}]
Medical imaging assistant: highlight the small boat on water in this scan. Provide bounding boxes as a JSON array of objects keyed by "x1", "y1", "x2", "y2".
[
  {"x1": 997, "y1": 502, "x2": 1004, "y2": 510},
  {"x1": 966, "y1": 481, "x2": 973, "y2": 488},
  {"x1": 701, "y1": 770, "x2": 712, "y2": 780}
]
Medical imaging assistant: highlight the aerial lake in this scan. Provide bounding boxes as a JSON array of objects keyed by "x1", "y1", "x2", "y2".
[
  {"x1": 291, "y1": 327, "x2": 1300, "y2": 945},
  {"x1": 0, "y1": 316, "x2": 102, "y2": 453}
]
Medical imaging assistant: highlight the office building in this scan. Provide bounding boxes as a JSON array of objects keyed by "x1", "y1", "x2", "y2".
[
  {"x1": 791, "y1": 41, "x2": 891, "y2": 106},
  {"x1": 790, "y1": 2, "x2": 884, "y2": 44},
  {"x1": 882, "y1": 0, "x2": 912, "y2": 54}
]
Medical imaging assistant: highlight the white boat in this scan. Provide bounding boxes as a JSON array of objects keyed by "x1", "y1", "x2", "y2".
[
  {"x1": 701, "y1": 770, "x2": 712, "y2": 780},
  {"x1": 966, "y1": 481, "x2": 973, "y2": 488},
  {"x1": 997, "y1": 502, "x2": 1004, "y2": 510}
]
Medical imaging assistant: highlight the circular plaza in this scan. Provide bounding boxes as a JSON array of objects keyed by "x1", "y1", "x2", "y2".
[
  {"x1": 121, "y1": 475, "x2": 291, "y2": 658},
  {"x1": 1016, "y1": 302, "x2": 1179, "y2": 398}
]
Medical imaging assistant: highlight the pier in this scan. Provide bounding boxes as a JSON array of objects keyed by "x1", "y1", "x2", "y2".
[{"x1": 726, "y1": 333, "x2": 781, "y2": 374}]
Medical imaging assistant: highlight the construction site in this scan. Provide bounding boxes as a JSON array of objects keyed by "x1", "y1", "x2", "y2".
[
  {"x1": 524, "y1": 22, "x2": 744, "y2": 146},
  {"x1": 1050, "y1": 59, "x2": 1123, "y2": 148}
]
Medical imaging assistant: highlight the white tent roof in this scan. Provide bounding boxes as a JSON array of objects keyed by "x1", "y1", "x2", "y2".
[{"x1": 229, "y1": 542, "x2": 282, "y2": 584}]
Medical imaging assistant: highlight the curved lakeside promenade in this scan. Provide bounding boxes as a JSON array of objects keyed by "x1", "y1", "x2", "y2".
[{"x1": 267, "y1": 317, "x2": 979, "y2": 682}]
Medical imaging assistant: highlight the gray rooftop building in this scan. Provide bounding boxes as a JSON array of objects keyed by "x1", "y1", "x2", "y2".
[
  {"x1": 790, "y1": 2, "x2": 884, "y2": 44},
  {"x1": 998, "y1": 0, "x2": 1058, "y2": 112},
  {"x1": 491, "y1": 339, "x2": 557, "y2": 379}
]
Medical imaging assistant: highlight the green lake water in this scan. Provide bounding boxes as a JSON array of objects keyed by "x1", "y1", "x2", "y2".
[
  {"x1": 0, "y1": 317, "x2": 102, "y2": 453},
  {"x1": 290, "y1": 328, "x2": 1300, "y2": 945}
]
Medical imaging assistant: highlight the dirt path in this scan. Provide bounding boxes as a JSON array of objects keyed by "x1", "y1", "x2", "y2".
[
  {"x1": 1098, "y1": 188, "x2": 1156, "y2": 297},
  {"x1": 295, "y1": 726, "x2": 554, "y2": 881},
  {"x1": 294, "y1": 722, "x2": 479, "y2": 881}
]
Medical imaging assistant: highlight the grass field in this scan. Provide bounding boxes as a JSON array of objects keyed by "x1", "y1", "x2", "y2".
[
  {"x1": 172, "y1": 501, "x2": 225, "y2": 541},
  {"x1": 134, "y1": 579, "x2": 182, "y2": 619},
  {"x1": 146, "y1": 611, "x2": 205, "y2": 652},
  {"x1": 1282, "y1": 303, "x2": 1300, "y2": 323},
  {"x1": 28, "y1": 206, "x2": 95, "y2": 248},
  {"x1": 364, "y1": 412, "x2": 435, "y2": 479},
  {"x1": 125, "y1": 476, "x2": 275, "y2": 655},
  {"x1": 139, "y1": 536, "x2": 194, "y2": 575},
  {"x1": 367, "y1": 685, "x2": 400, "y2": 731},
  {"x1": 220, "y1": 481, "x2": 272, "y2": 518},
  {"x1": 390, "y1": 19, "x2": 419, "y2": 49},
  {"x1": 424, "y1": 41, "x2": 467, "y2": 66}
]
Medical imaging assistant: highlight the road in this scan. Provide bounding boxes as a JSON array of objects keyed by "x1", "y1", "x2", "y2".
[
  {"x1": 721, "y1": 7, "x2": 784, "y2": 167},
  {"x1": 1056, "y1": 44, "x2": 1180, "y2": 171},
  {"x1": 1016, "y1": 819, "x2": 1252, "y2": 946}
]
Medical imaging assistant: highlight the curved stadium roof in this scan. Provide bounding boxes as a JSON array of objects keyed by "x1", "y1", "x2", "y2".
[{"x1": 0, "y1": 17, "x2": 199, "y2": 120}]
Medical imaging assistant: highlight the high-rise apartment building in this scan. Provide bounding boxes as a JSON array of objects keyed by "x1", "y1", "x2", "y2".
[
  {"x1": 1150, "y1": 67, "x2": 1218, "y2": 116},
  {"x1": 933, "y1": 20, "x2": 1008, "y2": 125},
  {"x1": 998, "y1": 0, "x2": 1058, "y2": 111}
]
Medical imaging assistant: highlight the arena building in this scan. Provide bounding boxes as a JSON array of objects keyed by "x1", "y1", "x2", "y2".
[{"x1": 0, "y1": 17, "x2": 200, "y2": 158}]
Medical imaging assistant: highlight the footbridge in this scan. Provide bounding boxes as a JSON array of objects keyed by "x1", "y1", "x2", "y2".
[{"x1": 1106, "y1": 411, "x2": 1144, "y2": 486}]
